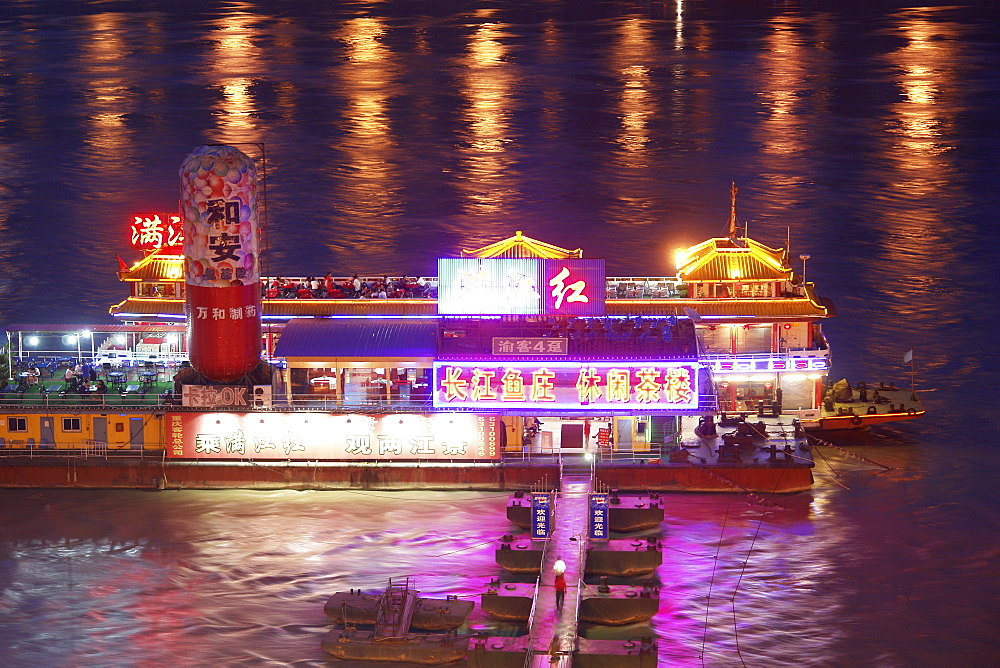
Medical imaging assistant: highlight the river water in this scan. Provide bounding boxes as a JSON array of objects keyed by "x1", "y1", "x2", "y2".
[{"x1": 0, "y1": 1, "x2": 997, "y2": 665}]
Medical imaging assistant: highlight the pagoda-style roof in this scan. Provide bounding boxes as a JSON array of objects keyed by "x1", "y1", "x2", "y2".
[
  {"x1": 461, "y1": 231, "x2": 583, "y2": 259},
  {"x1": 676, "y1": 237, "x2": 791, "y2": 283},
  {"x1": 118, "y1": 251, "x2": 184, "y2": 282}
]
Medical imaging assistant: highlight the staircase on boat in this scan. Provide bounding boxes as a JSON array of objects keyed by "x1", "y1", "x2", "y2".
[{"x1": 374, "y1": 577, "x2": 417, "y2": 638}]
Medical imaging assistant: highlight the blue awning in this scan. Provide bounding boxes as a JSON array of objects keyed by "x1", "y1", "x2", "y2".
[{"x1": 273, "y1": 318, "x2": 438, "y2": 359}]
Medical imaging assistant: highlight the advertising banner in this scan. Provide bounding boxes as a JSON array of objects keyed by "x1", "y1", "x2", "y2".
[
  {"x1": 433, "y1": 361, "x2": 700, "y2": 411},
  {"x1": 437, "y1": 258, "x2": 605, "y2": 316},
  {"x1": 166, "y1": 413, "x2": 500, "y2": 460},
  {"x1": 589, "y1": 493, "x2": 610, "y2": 541},
  {"x1": 531, "y1": 492, "x2": 552, "y2": 540}
]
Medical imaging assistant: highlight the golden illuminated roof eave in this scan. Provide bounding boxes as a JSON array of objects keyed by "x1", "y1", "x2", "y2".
[
  {"x1": 109, "y1": 295, "x2": 828, "y2": 320},
  {"x1": 676, "y1": 236, "x2": 791, "y2": 282},
  {"x1": 607, "y1": 296, "x2": 829, "y2": 319},
  {"x1": 461, "y1": 231, "x2": 583, "y2": 259},
  {"x1": 118, "y1": 250, "x2": 185, "y2": 282}
]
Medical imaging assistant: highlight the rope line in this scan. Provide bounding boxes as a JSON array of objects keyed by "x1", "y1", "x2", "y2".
[
  {"x1": 806, "y1": 433, "x2": 893, "y2": 470},
  {"x1": 700, "y1": 494, "x2": 734, "y2": 664}
]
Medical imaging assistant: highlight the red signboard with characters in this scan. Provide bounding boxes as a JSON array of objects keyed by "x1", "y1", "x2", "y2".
[
  {"x1": 130, "y1": 213, "x2": 184, "y2": 251},
  {"x1": 166, "y1": 413, "x2": 501, "y2": 461}
]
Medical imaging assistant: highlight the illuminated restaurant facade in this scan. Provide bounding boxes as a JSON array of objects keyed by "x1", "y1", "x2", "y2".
[
  {"x1": 269, "y1": 246, "x2": 716, "y2": 457},
  {"x1": 1, "y1": 229, "x2": 835, "y2": 463},
  {"x1": 107, "y1": 228, "x2": 832, "y2": 419}
]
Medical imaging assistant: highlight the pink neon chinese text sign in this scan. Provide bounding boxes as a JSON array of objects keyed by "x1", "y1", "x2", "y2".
[{"x1": 432, "y1": 361, "x2": 699, "y2": 410}]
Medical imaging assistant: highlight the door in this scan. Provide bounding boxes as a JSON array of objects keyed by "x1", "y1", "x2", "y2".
[
  {"x1": 615, "y1": 418, "x2": 633, "y2": 451},
  {"x1": 40, "y1": 417, "x2": 54, "y2": 446},
  {"x1": 560, "y1": 422, "x2": 584, "y2": 449},
  {"x1": 93, "y1": 417, "x2": 107, "y2": 446},
  {"x1": 129, "y1": 417, "x2": 144, "y2": 449}
]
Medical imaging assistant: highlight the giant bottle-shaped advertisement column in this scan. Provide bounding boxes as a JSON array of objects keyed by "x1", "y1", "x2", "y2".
[{"x1": 180, "y1": 145, "x2": 262, "y2": 382}]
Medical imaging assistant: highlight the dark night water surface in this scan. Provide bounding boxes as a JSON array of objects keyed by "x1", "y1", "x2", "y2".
[{"x1": 1, "y1": 1, "x2": 998, "y2": 665}]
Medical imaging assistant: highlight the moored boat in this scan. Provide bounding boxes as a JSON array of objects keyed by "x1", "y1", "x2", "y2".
[{"x1": 324, "y1": 589, "x2": 473, "y2": 631}]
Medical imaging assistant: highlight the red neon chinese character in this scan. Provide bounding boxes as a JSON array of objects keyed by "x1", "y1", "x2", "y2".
[
  {"x1": 549, "y1": 266, "x2": 589, "y2": 310},
  {"x1": 131, "y1": 215, "x2": 165, "y2": 249},
  {"x1": 500, "y1": 368, "x2": 526, "y2": 401},
  {"x1": 530, "y1": 368, "x2": 556, "y2": 402},
  {"x1": 166, "y1": 215, "x2": 183, "y2": 247},
  {"x1": 576, "y1": 367, "x2": 603, "y2": 404},
  {"x1": 441, "y1": 367, "x2": 469, "y2": 401},
  {"x1": 471, "y1": 368, "x2": 498, "y2": 401},
  {"x1": 634, "y1": 368, "x2": 662, "y2": 403}
]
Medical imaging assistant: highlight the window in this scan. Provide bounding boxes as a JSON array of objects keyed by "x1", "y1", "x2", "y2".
[
  {"x1": 7, "y1": 417, "x2": 27, "y2": 432},
  {"x1": 62, "y1": 417, "x2": 82, "y2": 432}
]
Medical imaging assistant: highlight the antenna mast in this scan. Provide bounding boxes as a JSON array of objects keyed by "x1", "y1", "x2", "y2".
[{"x1": 728, "y1": 181, "x2": 738, "y2": 239}]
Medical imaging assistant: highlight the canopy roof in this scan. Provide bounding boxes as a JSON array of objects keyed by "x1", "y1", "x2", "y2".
[
  {"x1": 461, "y1": 231, "x2": 582, "y2": 259},
  {"x1": 676, "y1": 237, "x2": 792, "y2": 283}
]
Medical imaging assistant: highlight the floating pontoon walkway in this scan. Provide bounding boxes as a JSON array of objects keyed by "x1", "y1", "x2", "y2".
[{"x1": 526, "y1": 457, "x2": 590, "y2": 666}]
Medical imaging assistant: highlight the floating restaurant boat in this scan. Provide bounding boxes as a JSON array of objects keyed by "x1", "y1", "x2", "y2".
[{"x1": 0, "y1": 152, "x2": 920, "y2": 492}]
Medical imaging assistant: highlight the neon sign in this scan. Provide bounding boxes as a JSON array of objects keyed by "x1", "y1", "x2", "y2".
[
  {"x1": 706, "y1": 356, "x2": 829, "y2": 374},
  {"x1": 433, "y1": 361, "x2": 699, "y2": 410},
  {"x1": 167, "y1": 413, "x2": 500, "y2": 460},
  {"x1": 130, "y1": 213, "x2": 183, "y2": 251},
  {"x1": 437, "y1": 259, "x2": 605, "y2": 315}
]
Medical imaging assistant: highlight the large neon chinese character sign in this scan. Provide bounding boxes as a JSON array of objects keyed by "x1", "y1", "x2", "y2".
[
  {"x1": 130, "y1": 213, "x2": 184, "y2": 251},
  {"x1": 433, "y1": 362, "x2": 699, "y2": 410}
]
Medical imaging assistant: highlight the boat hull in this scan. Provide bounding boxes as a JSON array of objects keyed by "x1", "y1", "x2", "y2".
[
  {"x1": 324, "y1": 592, "x2": 473, "y2": 631},
  {"x1": 803, "y1": 409, "x2": 925, "y2": 431}
]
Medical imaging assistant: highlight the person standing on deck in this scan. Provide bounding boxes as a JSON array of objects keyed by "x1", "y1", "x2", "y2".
[{"x1": 553, "y1": 556, "x2": 567, "y2": 610}]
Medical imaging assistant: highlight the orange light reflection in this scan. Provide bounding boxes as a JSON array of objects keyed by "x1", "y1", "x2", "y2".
[
  {"x1": 324, "y1": 16, "x2": 403, "y2": 256},
  {"x1": 207, "y1": 13, "x2": 263, "y2": 139},
  {"x1": 455, "y1": 20, "x2": 518, "y2": 221}
]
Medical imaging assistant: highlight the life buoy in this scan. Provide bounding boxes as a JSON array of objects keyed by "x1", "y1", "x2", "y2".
[
  {"x1": 856, "y1": 381, "x2": 867, "y2": 391},
  {"x1": 906, "y1": 408, "x2": 917, "y2": 415},
  {"x1": 850, "y1": 415, "x2": 863, "y2": 426}
]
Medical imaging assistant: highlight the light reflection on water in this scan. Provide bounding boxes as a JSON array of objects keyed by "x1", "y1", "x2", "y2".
[
  {"x1": 0, "y1": 1, "x2": 997, "y2": 665},
  {"x1": 0, "y1": 459, "x2": 991, "y2": 666}
]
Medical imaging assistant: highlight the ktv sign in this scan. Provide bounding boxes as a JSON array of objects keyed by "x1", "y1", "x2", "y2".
[{"x1": 437, "y1": 258, "x2": 605, "y2": 316}]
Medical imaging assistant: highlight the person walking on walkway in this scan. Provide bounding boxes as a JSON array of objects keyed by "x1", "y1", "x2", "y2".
[{"x1": 553, "y1": 556, "x2": 567, "y2": 610}]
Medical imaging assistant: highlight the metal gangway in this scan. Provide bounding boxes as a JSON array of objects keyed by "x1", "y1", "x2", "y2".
[
  {"x1": 374, "y1": 577, "x2": 417, "y2": 639},
  {"x1": 525, "y1": 452, "x2": 595, "y2": 667}
]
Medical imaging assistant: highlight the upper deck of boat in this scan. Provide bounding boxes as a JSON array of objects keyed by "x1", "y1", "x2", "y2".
[{"x1": 108, "y1": 274, "x2": 831, "y2": 322}]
